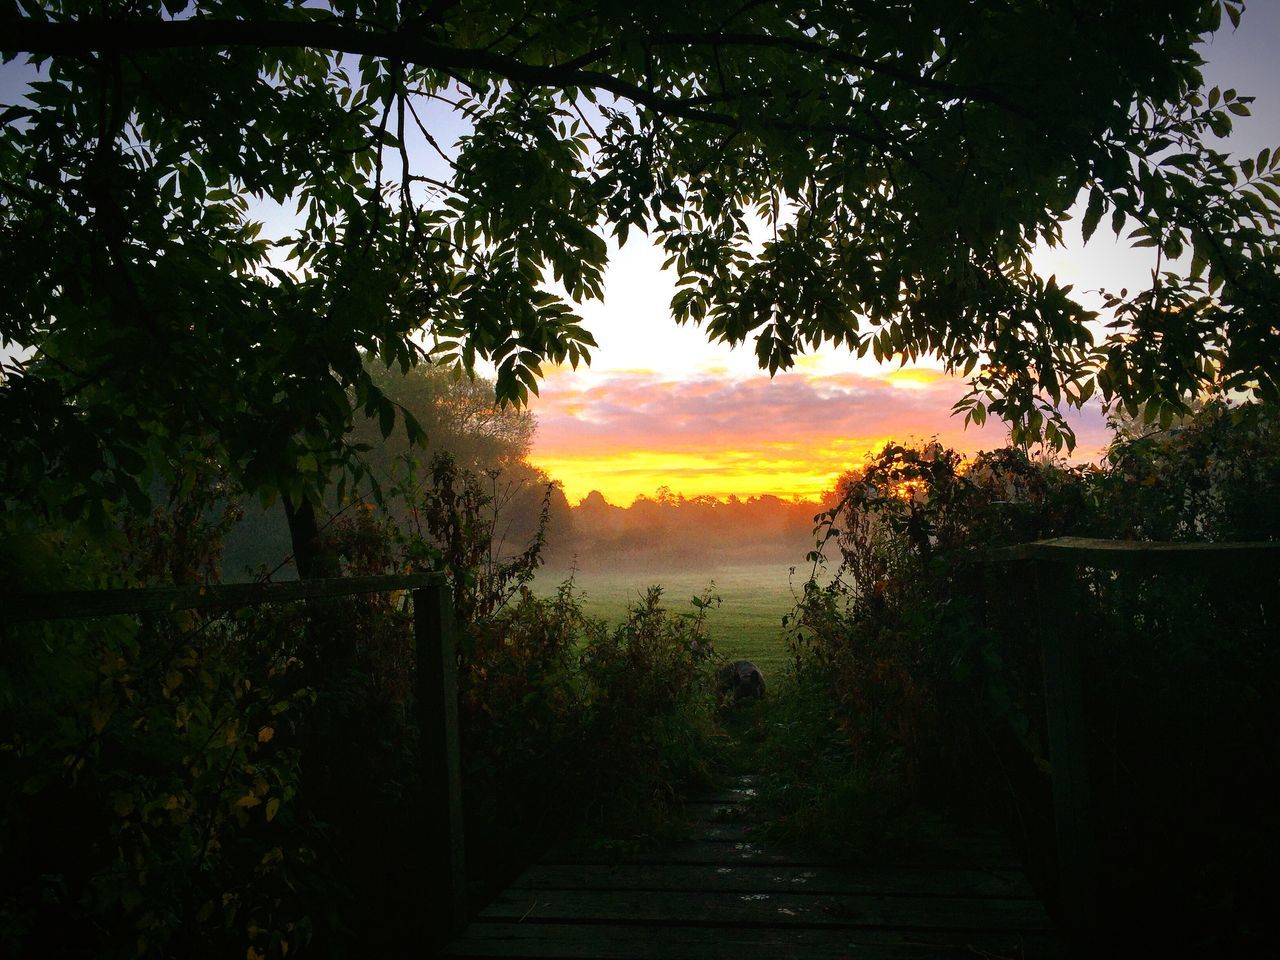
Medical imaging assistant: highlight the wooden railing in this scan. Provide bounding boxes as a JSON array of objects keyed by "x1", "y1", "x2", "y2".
[
  {"x1": 0, "y1": 572, "x2": 468, "y2": 937},
  {"x1": 979, "y1": 537, "x2": 1280, "y2": 943}
]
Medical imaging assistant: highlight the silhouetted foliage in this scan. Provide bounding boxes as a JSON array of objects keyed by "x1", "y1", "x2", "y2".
[
  {"x1": 220, "y1": 363, "x2": 570, "y2": 579},
  {"x1": 1, "y1": 453, "x2": 727, "y2": 958},
  {"x1": 4, "y1": 0, "x2": 1278, "y2": 540},
  {"x1": 772, "y1": 402, "x2": 1280, "y2": 951}
]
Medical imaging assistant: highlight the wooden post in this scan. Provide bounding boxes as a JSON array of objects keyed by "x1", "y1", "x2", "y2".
[
  {"x1": 414, "y1": 581, "x2": 467, "y2": 938},
  {"x1": 1034, "y1": 560, "x2": 1099, "y2": 943}
]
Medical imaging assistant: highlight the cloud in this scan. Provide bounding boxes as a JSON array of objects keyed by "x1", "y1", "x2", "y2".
[{"x1": 528, "y1": 367, "x2": 1110, "y2": 504}]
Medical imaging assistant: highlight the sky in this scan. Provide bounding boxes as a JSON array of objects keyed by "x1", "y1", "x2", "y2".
[
  {"x1": 523, "y1": 6, "x2": 1280, "y2": 504},
  {"x1": 3, "y1": 6, "x2": 1278, "y2": 507}
]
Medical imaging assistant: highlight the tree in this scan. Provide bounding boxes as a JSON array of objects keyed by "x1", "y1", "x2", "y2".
[
  {"x1": 352, "y1": 360, "x2": 536, "y2": 484},
  {"x1": 2, "y1": 0, "x2": 1276, "y2": 553},
  {"x1": 348, "y1": 361, "x2": 571, "y2": 570},
  {"x1": 220, "y1": 361, "x2": 558, "y2": 577}
]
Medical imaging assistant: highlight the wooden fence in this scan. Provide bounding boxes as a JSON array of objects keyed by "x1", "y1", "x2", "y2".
[
  {"x1": 0, "y1": 572, "x2": 468, "y2": 936},
  {"x1": 979, "y1": 537, "x2": 1280, "y2": 943}
]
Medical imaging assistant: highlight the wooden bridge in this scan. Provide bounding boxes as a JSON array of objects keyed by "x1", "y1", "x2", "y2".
[{"x1": 443, "y1": 776, "x2": 1060, "y2": 959}]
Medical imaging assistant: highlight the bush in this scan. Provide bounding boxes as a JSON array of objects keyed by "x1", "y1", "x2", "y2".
[
  {"x1": 2, "y1": 453, "x2": 727, "y2": 958},
  {"x1": 578, "y1": 587, "x2": 723, "y2": 817},
  {"x1": 770, "y1": 403, "x2": 1280, "y2": 950},
  {"x1": 457, "y1": 578, "x2": 726, "y2": 877},
  {"x1": 0, "y1": 581, "x2": 322, "y2": 960},
  {"x1": 0, "y1": 467, "x2": 340, "y2": 959}
]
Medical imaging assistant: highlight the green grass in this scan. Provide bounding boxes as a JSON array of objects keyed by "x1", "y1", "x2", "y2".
[{"x1": 536, "y1": 563, "x2": 806, "y2": 677}]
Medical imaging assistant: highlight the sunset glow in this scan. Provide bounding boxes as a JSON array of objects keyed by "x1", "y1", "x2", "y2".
[
  {"x1": 529, "y1": 445, "x2": 888, "y2": 504},
  {"x1": 527, "y1": 364, "x2": 1111, "y2": 505},
  {"x1": 495, "y1": 0, "x2": 1279, "y2": 511}
]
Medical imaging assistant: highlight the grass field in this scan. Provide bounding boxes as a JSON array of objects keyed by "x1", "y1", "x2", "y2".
[{"x1": 536, "y1": 563, "x2": 811, "y2": 676}]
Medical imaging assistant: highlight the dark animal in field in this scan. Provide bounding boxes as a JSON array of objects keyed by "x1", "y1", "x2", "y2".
[{"x1": 717, "y1": 659, "x2": 766, "y2": 701}]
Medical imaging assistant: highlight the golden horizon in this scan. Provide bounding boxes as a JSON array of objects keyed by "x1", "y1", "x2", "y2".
[{"x1": 528, "y1": 438, "x2": 897, "y2": 506}]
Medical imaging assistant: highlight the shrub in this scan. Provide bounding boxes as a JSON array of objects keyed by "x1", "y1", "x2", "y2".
[
  {"x1": 771, "y1": 403, "x2": 1280, "y2": 950},
  {"x1": 0, "y1": 587, "x2": 321, "y2": 960},
  {"x1": 2, "y1": 449, "x2": 731, "y2": 958},
  {"x1": 578, "y1": 587, "x2": 723, "y2": 811}
]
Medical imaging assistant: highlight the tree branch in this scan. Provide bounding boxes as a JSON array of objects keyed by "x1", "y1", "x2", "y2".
[
  {"x1": 4, "y1": 15, "x2": 1027, "y2": 128},
  {"x1": 4, "y1": 16, "x2": 741, "y2": 125}
]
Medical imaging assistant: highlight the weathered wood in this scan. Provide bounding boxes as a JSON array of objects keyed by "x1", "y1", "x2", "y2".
[
  {"x1": 445, "y1": 922, "x2": 1064, "y2": 959},
  {"x1": 1033, "y1": 560, "x2": 1099, "y2": 942},
  {"x1": 416, "y1": 582, "x2": 467, "y2": 937},
  {"x1": 682, "y1": 818, "x2": 756, "y2": 842},
  {"x1": 677, "y1": 817, "x2": 1021, "y2": 852},
  {"x1": 682, "y1": 786, "x2": 760, "y2": 804},
  {"x1": 513, "y1": 862, "x2": 1038, "y2": 899},
  {"x1": 681, "y1": 803, "x2": 748, "y2": 825},
  {"x1": 450, "y1": 762, "x2": 1056, "y2": 958},
  {"x1": 480, "y1": 887, "x2": 1053, "y2": 931},
  {"x1": 548, "y1": 836, "x2": 1022, "y2": 869},
  {"x1": 983, "y1": 537, "x2": 1280, "y2": 572},
  {"x1": 547, "y1": 839, "x2": 796, "y2": 866},
  {"x1": 0, "y1": 572, "x2": 442, "y2": 622}
]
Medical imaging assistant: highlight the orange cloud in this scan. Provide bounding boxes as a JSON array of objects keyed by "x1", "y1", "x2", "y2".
[
  {"x1": 528, "y1": 367, "x2": 1109, "y2": 505},
  {"x1": 883, "y1": 367, "x2": 947, "y2": 389}
]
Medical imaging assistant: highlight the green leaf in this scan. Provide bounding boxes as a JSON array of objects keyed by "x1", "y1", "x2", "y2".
[
  {"x1": 378, "y1": 399, "x2": 395, "y2": 439},
  {"x1": 1082, "y1": 187, "x2": 1105, "y2": 243}
]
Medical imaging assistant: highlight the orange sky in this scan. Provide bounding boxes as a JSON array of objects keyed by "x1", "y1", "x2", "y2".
[
  {"x1": 527, "y1": 361, "x2": 1111, "y2": 505},
  {"x1": 518, "y1": 234, "x2": 1118, "y2": 506}
]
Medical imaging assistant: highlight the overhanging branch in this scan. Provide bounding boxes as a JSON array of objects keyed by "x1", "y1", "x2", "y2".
[
  {"x1": 4, "y1": 16, "x2": 741, "y2": 125},
  {"x1": 3, "y1": 15, "x2": 1025, "y2": 127}
]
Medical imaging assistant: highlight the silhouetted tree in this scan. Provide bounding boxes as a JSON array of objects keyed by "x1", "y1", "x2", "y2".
[{"x1": 3, "y1": 0, "x2": 1276, "y2": 567}]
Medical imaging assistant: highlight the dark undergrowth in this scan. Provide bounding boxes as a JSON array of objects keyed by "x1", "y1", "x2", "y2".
[
  {"x1": 725, "y1": 677, "x2": 956, "y2": 862},
  {"x1": 1, "y1": 455, "x2": 732, "y2": 959},
  {"x1": 738, "y1": 402, "x2": 1280, "y2": 956}
]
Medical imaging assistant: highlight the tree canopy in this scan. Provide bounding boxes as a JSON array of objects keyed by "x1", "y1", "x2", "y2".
[{"x1": 2, "y1": 0, "x2": 1277, "y2": 525}]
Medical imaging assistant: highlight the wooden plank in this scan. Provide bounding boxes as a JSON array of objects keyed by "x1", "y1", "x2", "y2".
[
  {"x1": 676, "y1": 817, "x2": 1024, "y2": 857},
  {"x1": 445, "y1": 922, "x2": 1065, "y2": 959},
  {"x1": 0, "y1": 571, "x2": 442, "y2": 622},
  {"x1": 976, "y1": 543, "x2": 1034, "y2": 564},
  {"x1": 544, "y1": 839, "x2": 791, "y2": 866},
  {"x1": 681, "y1": 806, "x2": 749, "y2": 827},
  {"x1": 456, "y1": 757, "x2": 1056, "y2": 956},
  {"x1": 547, "y1": 837, "x2": 1021, "y2": 869},
  {"x1": 682, "y1": 786, "x2": 760, "y2": 804},
  {"x1": 416, "y1": 582, "x2": 467, "y2": 937},
  {"x1": 512, "y1": 863, "x2": 1038, "y2": 899},
  {"x1": 479, "y1": 888, "x2": 1053, "y2": 932},
  {"x1": 681, "y1": 820, "x2": 756, "y2": 842},
  {"x1": 1034, "y1": 561, "x2": 1098, "y2": 942}
]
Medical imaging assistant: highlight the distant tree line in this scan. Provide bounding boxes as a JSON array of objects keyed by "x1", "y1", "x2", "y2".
[{"x1": 564, "y1": 487, "x2": 821, "y2": 571}]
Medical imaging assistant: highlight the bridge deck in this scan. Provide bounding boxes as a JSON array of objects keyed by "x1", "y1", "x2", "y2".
[{"x1": 442, "y1": 778, "x2": 1062, "y2": 959}]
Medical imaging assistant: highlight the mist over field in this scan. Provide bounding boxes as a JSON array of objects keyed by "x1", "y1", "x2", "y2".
[
  {"x1": 531, "y1": 490, "x2": 832, "y2": 674},
  {"x1": 548, "y1": 488, "x2": 826, "y2": 571}
]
